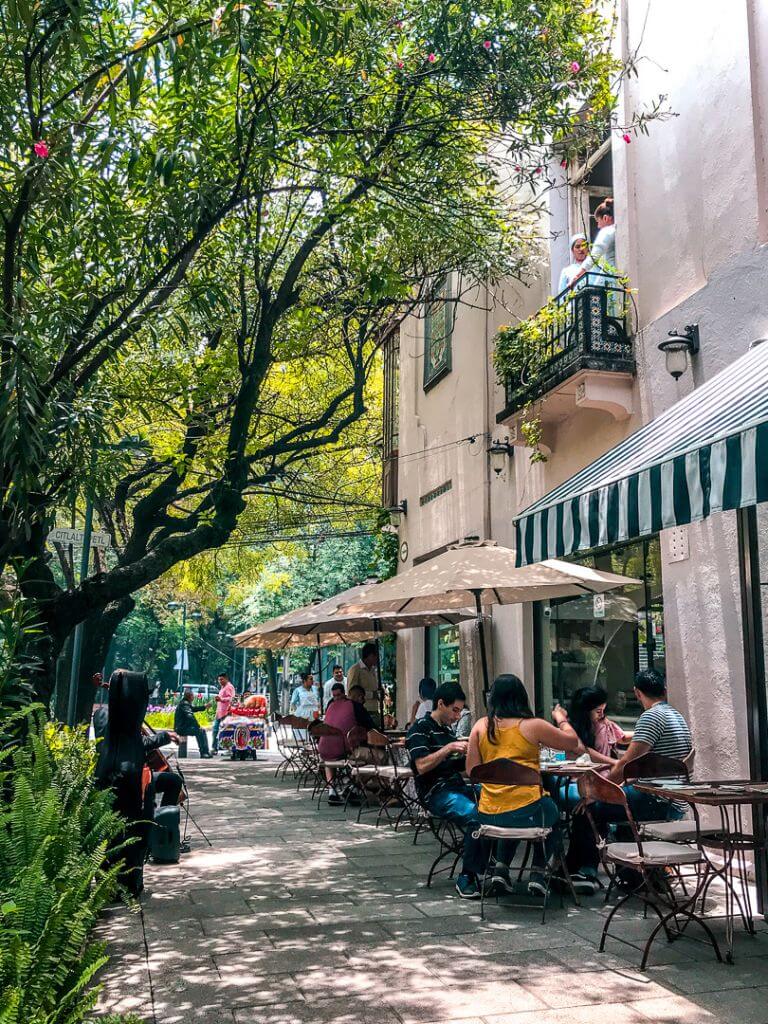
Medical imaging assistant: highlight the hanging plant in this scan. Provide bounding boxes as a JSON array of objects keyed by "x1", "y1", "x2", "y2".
[{"x1": 493, "y1": 298, "x2": 568, "y2": 463}]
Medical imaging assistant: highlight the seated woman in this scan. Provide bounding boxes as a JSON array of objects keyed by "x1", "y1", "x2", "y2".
[
  {"x1": 466, "y1": 674, "x2": 583, "y2": 897},
  {"x1": 548, "y1": 686, "x2": 631, "y2": 813}
]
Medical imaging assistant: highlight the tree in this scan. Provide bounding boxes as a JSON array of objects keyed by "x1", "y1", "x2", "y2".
[{"x1": 0, "y1": 0, "x2": 629, "y2": 705}]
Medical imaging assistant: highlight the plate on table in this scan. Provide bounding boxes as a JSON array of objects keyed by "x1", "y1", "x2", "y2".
[{"x1": 636, "y1": 778, "x2": 689, "y2": 789}]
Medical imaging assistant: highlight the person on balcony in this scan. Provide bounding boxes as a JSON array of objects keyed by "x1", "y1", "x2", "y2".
[{"x1": 557, "y1": 233, "x2": 590, "y2": 293}]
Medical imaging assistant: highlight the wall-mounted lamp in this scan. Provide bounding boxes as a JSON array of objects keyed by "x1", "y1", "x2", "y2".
[
  {"x1": 658, "y1": 324, "x2": 700, "y2": 381},
  {"x1": 386, "y1": 500, "x2": 408, "y2": 528},
  {"x1": 488, "y1": 437, "x2": 515, "y2": 476}
]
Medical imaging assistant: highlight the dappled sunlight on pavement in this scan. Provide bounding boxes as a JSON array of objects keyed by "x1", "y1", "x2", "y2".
[{"x1": 94, "y1": 757, "x2": 768, "y2": 1024}]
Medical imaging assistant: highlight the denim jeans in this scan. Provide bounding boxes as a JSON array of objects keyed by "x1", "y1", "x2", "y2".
[
  {"x1": 427, "y1": 784, "x2": 486, "y2": 877},
  {"x1": 566, "y1": 786, "x2": 684, "y2": 875},
  {"x1": 212, "y1": 716, "x2": 223, "y2": 752},
  {"x1": 479, "y1": 796, "x2": 560, "y2": 869}
]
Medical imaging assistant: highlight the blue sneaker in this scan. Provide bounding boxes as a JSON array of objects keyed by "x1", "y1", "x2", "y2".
[{"x1": 455, "y1": 873, "x2": 480, "y2": 899}]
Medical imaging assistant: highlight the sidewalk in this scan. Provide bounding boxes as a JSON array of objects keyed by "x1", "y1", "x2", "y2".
[{"x1": 95, "y1": 756, "x2": 768, "y2": 1024}]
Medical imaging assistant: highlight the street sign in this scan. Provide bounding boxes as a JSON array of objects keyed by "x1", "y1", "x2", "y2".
[
  {"x1": 48, "y1": 526, "x2": 112, "y2": 549},
  {"x1": 174, "y1": 649, "x2": 189, "y2": 671}
]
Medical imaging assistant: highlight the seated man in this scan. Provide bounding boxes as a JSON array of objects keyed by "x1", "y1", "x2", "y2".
[
  {"x1": 348, "y1": 684, "x2": 376, "y2": 730},
  {"x1": 566, "y1": 668, "x2": 692, "y2": 894},
  {"x1": 174, "y1": 690, "x2": 213, "y2": 758},
  {"x1": 406, "y1": 681, "x2": 485, "y2": 900}
]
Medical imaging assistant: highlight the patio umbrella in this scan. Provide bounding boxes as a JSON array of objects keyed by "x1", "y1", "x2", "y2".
[
  {"x1": 336, "y1": 540, "x2": 640, "y2": 696},
  {"x1": 233, "y1": 582, "x2": 474, "y2": 715}
]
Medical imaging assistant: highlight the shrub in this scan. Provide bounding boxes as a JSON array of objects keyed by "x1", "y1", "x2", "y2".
[
  {"x1": 0, "y1": 598, "x2": 126, "y2": 1023},
  {"x1": 0, "y1": 719, "x2": 125, "y2": 1023}
]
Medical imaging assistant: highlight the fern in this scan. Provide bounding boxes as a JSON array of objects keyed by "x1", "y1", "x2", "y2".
[{"x1": 0, "y1": 720, "x2": 125, "y2": 1022}]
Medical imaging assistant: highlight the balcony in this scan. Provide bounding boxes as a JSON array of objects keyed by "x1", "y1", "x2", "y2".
[{"x1": 496, "y1": 282, "x2": 635, "y2": 450}]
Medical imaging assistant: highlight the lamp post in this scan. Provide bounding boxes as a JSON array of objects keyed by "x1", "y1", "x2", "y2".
[{"x1": 167, "y1": 603, "x2": 202, "y2": 690}]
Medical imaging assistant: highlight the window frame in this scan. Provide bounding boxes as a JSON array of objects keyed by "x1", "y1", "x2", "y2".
[{"x1": 423, "y1": 275, "x2": 453, "y2": 391}]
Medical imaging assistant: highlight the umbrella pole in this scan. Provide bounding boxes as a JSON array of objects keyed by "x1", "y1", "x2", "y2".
[
  {"x1": 316, "y1": 635, "x2": 323, "y2": 714},
  {"x1": 472, "y1": 590, "x2": 491, "y2": 706},
  {"x1": 374, "y1": 622, "x2": 384, "y2": 728}
]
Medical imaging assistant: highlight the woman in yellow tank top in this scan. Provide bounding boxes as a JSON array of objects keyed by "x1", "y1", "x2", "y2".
[{"x1": 466, "y1": 674, "x2": 583, "y2": 896}]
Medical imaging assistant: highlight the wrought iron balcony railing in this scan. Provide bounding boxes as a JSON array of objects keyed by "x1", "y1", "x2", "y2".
[{"x1": 498, "y1": 281, "x2": 634, "y2": 421}]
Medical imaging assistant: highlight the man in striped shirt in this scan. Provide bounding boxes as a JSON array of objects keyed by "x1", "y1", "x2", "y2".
[{"x1": 566, "y1": 669, "x2": 692, "y2": 894}]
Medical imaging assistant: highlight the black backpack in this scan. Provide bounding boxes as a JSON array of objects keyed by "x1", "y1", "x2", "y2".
[{"x1": 149, "y1": 805, "x2": 181, "y2": 864}]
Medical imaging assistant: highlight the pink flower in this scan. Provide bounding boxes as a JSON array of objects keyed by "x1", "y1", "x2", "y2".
[
  {"x1": 570, "y1": 60, "x2": 580, "y2": 73},
  {"x1": 33, "y1": 141, "x2": 49, "y2": 159},
  {"x1": 483, "y1": 39, "x2": 492, "y2": 50},
  {"x1": 427, "y1": 52, "x2": 436, "y2": 62},
  {"x1": 622, "y1": 132, "x2": 632, "y2": 144},
  {"x1": 560, "y1": 158, "x2": 568, "y2": 168},
  {"x1": 535, "y1": 166, "x2": 543, "y2": 174},
  {"x1": 514, "y1": 165, "x2": 521, "y2": 172},
  {"x1": 396, "y1": 60, "x2": 404, "y2": 68}
]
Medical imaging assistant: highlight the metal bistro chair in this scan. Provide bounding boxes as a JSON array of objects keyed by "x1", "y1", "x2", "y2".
[
  {"x1": 365, "y1": 730, "x2": 413, "y2": 828},
  {"x1": 413, "y1": 780, "x2": 465, "y2": 889},
  {"x1": 470, "y1": 758, "x2": 577, "y2": 923},
  {"x1": 344, "y1": 725, "x2": 379, "y2": 820},
  {"x1": 306, "y1": 720, "x2": 348, "y2": 807},
  {"x1": 272, "y1": 714, "x2": 302, "y2": 779},
  {"x1": 623, "y1": 749, "x2": 719, "y2": 846},
  {"x1": 577, "y1": 769, "x2": 721, "y2": 969},
  {"x1": 279, "y1": 716, "x2": 314, "y2": 789}
]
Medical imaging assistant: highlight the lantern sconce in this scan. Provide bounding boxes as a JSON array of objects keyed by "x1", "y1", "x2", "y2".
[
  {"x1": 488, "y1": 437, "x2": 515, "y2": 476},
  {"x1": 658, "y1": 324, "x2": 700, "y2": 381}
]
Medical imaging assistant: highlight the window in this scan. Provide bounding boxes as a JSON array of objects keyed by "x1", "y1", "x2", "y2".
[
  {"x1": 427, "y1": 624, "x2": 461, "y2": 685},
  {"x1": 382, "y1": 331, "x2": 400, "y2": 508},
  {"x1": 568, "y1": 135, "x2": 613, "y2": 242},
  {"x1": 423, "y1": 276, "x2": 453, "y2": 390},
  {"x1": 534, "y1": 537, "x2": 664, "y2": 726}
]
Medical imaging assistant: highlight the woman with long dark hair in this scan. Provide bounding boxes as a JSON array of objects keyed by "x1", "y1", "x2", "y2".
[
  {"x1": 466, "y1": 674, "x2": 583, "y2": 897},
  {"x1": 95, "y1": 669, "x2": 176, "y2": 896},
  {"x1": 554, "y1": 686, "x2": 631, "y2": 765}
]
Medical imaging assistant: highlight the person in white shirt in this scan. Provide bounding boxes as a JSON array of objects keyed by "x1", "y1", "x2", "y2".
[
  {"x1": 408, "y1": 677, "x2": 437, "y2": 726},
  {"x1": 289, "y1": 672, "x2": 320, "y2": 719},
  {"x1": 557, "y1": 233, "x2": 589, "y2": 294},
  {"x1": 323, "y1": 664, "x2": 347, "y2": 705}
]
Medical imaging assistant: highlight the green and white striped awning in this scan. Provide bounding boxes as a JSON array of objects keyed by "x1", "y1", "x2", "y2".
[{"x1": 515, "y1": 341, "x2": 768, "y2": 567}]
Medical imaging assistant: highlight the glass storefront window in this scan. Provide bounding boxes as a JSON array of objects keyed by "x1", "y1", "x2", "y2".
[
  {"x1": 535, "y1": 537, "x2": 665, "y2": 726},
  {"x1": 427, "y1": 624, "x2": 461, "y2": 685}
]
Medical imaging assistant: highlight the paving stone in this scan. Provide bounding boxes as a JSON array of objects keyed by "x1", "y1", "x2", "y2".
[
  {"x1": 95, "y1": 759, "x2": 768, "y2": 1023},
  {"x1": 484, "y1": 1006, "x2": 650, "y2": 1024}
]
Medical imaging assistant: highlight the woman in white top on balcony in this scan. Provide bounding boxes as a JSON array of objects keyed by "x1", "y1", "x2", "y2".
[
  {"x1": 577, "y1": 197, "x2": 616, "y2": 279},
  {"x1": 557, "y1": 233, "x2": 589, "y2": 294}
]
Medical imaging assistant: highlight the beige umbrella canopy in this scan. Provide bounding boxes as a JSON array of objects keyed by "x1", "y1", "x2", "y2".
[
  {"x1": 233, "y1": 581, "x2": 475, "y2": 716},
  {"x1": 233, "y1": 582, "x2": 474, "y2": 649},
  {"x1": 337, "y1": 540, "x2": 640, "y2": 695},
  {"x1": 337, "y1": 541, "x2": 639, "y2": 615}
]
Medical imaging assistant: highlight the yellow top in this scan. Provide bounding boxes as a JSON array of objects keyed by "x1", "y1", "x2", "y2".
[{"x1": 478, "y1": 721, "x2": 541, "y2": 814}]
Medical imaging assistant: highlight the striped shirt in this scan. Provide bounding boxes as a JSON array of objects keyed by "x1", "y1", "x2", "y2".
[{"x1": 633, "y1": 702, "x2": 691, "y2": 759}]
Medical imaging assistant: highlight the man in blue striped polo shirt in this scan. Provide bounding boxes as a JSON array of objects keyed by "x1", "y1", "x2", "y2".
[{"x1": 566, "y1": 669, "x2": 692, "y2": 894}]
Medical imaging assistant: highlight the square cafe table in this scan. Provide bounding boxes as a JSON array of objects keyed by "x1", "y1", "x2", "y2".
[{"x1": 632, "y1": 778, "x2": 768, "y2": 963}]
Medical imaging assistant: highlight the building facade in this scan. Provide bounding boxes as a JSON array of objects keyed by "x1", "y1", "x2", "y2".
[{"x1": 388, "y1": 0, "x2": 768, "y2": 788}]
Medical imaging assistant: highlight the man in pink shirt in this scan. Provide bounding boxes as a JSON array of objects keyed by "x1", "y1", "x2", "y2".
[{"x1": 212, "y1": 672, "x2": 236, "y2": 754}]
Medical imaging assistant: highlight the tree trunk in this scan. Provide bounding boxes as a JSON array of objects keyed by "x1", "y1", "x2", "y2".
[
  {"x1": 73, "y1": 597, "x2": 136, "y2": 724},
  {"x1": 264, "y1": 649, "x2": 279, "y2": 717}
]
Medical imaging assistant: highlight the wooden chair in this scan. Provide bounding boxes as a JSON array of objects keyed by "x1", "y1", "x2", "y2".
[
  {"x1": 577, "y1": 769, "x2": 721, "y2": 969},
  {"x1": 470, "y1": 758, "x2": 576, "y2": 923}
]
